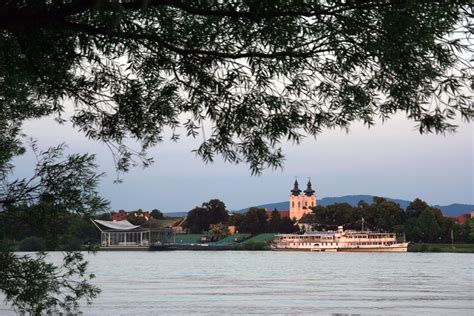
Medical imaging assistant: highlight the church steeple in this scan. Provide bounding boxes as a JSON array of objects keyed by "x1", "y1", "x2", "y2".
[
  {"x1": 290, "y1": 177, "x2": 317, "y2": 221},
  {"x1": 304, "y1": 178, "x2": 315, "y2": 196},
  {"x1": 291, "y1": 179, "x2": 302, "y2": 196}
]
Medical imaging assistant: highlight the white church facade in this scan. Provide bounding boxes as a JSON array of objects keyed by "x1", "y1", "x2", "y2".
[{"x1": 289, "y1": 179, "x2": 316, "y2": 221}]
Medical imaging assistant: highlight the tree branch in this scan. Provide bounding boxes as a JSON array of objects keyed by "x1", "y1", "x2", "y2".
[{"x1": 61, "y1": 20, "x2": 335, "y2": 59}]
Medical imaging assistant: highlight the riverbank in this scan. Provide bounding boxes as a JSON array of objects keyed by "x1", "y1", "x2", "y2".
[
  {"x1": 173, "y1": 233, "x2": 276, "y2": 250},
  {"x1": 13, "y1": 234, "x2": 473, "y2": 253},
  {"x1": 176, "y1": 237, "x2": 474, "y2": 252},
  {"x1": 409, "y1": 243, "x2": 474, "y2": 253}
]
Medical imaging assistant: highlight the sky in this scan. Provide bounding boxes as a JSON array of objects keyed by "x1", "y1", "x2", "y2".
[{"x1": 13, "y1": 110, "x2": 473, "y2": 213}]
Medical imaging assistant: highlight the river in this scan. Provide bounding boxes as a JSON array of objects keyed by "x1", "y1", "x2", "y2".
[{"x1": 2, "y1": 251, "x2": 473, "y2": 315}]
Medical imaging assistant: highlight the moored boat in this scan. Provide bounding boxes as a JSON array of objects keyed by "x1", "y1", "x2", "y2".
[
  {"x1": 272, "y1": 226, "x2": 408, "y2": 252},
  {"x1": 149, "y1": 242, "x2": 177, "y2": 251}
]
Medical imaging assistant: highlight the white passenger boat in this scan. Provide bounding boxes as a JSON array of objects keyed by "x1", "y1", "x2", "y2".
[{"x1": 272, "y1": 226, "x2": 408, "y2": 252}]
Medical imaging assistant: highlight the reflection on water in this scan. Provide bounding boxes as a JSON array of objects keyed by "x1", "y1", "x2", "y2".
[{"x1": 2, "y1": 252, "x2": 473, "y2": 315}]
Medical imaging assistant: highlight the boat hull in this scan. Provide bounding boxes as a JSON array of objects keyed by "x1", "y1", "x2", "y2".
[
  {"x1": 337, "y1": 246, "x2": 407, "y2": 252},
  {"x1": 174, "y1": 243, "x2": 235, "y2": 250},
  {"x1": 272, "y1": 243, "x2": 408, "y2": 252},
  {"x1": 149, "y1": 244, "x2": 177, "y2": 251}
]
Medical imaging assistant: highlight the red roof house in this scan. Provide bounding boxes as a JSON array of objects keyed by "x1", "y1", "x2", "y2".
[{"x1": 266, "y1": 210, "x2": 290, "y2": 218}]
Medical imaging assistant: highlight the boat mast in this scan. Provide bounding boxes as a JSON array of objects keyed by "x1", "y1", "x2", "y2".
[{"x1": 361, "y1": 217, "x2": 365, "y2": 232}]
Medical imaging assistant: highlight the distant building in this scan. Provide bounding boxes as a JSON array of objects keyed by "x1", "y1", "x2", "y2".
[
  {"x1": 227, "y1": 225, "x2": 237, "y2": 234},
  {"x1": 111, "y1": 210, "x2": 151, "y2": 221},
  {"x1": 93, "y1": 219, "x2": 149, "y2": 248},
  {"x1": 148, "y1": 217, "x2": 186, "y2": 234},
  {"x1": 455, "y1": 212, "x2": 473, "y2": 225},
  {"x1": 92, "y1": 219, "x2": 174, "y2": 249},
  {"x1": 172, "y1": 217, "x2": 187, "y2": 233},
  {"x1": 112, "y1": 210, "x2": 128, "y2": 221},
  {"x1": 289, "y1": 179, "x2": 316, "y2": 221}
]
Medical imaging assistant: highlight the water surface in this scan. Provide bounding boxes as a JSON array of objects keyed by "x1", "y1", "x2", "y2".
[{"x1": 2, "y1": 251, "x2": 473, "y2": 315}]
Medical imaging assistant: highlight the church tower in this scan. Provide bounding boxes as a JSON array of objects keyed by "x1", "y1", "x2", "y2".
[
  {"x1": 303, "y1": 179, "x2": 317, "y2": 211},
  {"x1": 289, "y1": 179, "x2": 303, "y2": 220},
  {"x1": 289, "y1": 178, "x2": 317, "y2": 221}
]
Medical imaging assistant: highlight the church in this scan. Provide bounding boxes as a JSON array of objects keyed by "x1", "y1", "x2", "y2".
[{"x1": 289, "y1": 179, "x2": 317, "y2": 221}]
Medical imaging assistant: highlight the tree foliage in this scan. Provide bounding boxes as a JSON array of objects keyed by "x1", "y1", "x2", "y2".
[
  {"x1": 0, "y1": 202, "x2": 100, "y2": 251},
  {"x1": 0, "y1": 1, "x2": 472, "y2": 174},
  {"x1": 237, "y1": 208, "x2": 269, "y2": 235},
  {"x1": 209, "y1": 223, "x2": 230, "y2": 239},
  {"x1": 0, "y1": 142, "x2": 108, "y2": 215},
  {"x1": 468, "y1": 219, "x2": 474, "y2": 242},
  {"x1": 151, "y1": 209, "x2": 164, "y2": 219},
  {"x1": 230, "y1": 208, "x2": 299, "y2": 234},
  {"x1": 303, "y1": 197, "x2": 467, "y2": 243},
  {"x1": 185, "y1": 199, "x2": 229, "y2": 233},
  {"x1": 268, "y1": 210, "x2": 282, "y2": 233},
  {"x1": 0, "y1": 250, "x2": 100, "y2": 315},
  {"x1": 126, "y1": 209, "x2": 150, "y2": 225},
  {"x1": 0, "y1": 143, "x2": 107, "y2": 313}
]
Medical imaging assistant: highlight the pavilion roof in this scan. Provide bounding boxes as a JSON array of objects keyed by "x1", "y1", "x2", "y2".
[{"x1": 93, "y1": 219, "x2": 142, "y2": 231}]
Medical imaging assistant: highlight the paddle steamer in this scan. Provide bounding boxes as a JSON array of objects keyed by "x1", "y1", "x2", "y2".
[{"x1": 272, "y1": 226, "x2": 408, "y2": 252}]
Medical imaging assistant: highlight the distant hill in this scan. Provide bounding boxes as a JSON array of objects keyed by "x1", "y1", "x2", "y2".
[
  {"x1": 163, "y1": 211, "x2": 187, "y2": 217},
  {"x1": 432, "y1": 204, "x2": 474, "y2": 217},
  {"x1": 238, "y1": 195, "x2": 474, "y2": 217}
]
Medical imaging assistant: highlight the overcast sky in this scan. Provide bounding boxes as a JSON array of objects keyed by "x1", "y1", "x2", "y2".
[{"x1": 13, "y1": 110, "x2": 473, "y2": 213}]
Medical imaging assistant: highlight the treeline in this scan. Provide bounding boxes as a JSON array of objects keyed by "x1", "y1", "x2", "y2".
[
  {"x1": 185, "y1": 199, "x2": 299, "y2": 235},
  {"x1": 3, "y1": 196, "x2": 472, "y2": 250},
  {"x1": 0, "y1": 203, "x2": 165, "y2": 251},
  {"x1": 301, "y1": 197, "x2": 474, "y2": 243},
  {"x1": 229, "y1": 208, "x2": 299, "y2": 234},
  {"x1": 0, "y1": 201, "x2": 106, "y2": 251}
]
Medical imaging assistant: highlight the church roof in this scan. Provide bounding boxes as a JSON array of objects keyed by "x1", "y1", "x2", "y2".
[
  {"x1": 291, "y1": 180, "x2": 302, "y2": 196},
  {"x1": 304, "y1": 179, "x2": 315, "y2": 196}
]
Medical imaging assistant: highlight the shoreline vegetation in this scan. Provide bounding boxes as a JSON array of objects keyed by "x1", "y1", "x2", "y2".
[
  {"x1": 13, "y1": 234, "x2": 474, "y2": 253},
  {"x1": 4, "y1": 198, "x2": 473, "y2": 254},
  {"x1": 408, "y1": 243, "x2": 474, "y2": 253}
]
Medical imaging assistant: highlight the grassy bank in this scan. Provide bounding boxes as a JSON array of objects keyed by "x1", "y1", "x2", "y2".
[
  {"x1": 233, "y1": 233, "x2": 276, "y2": 250},
  {"x1": 409, "y1": 243, "x2": 474, "y2": 253}
]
